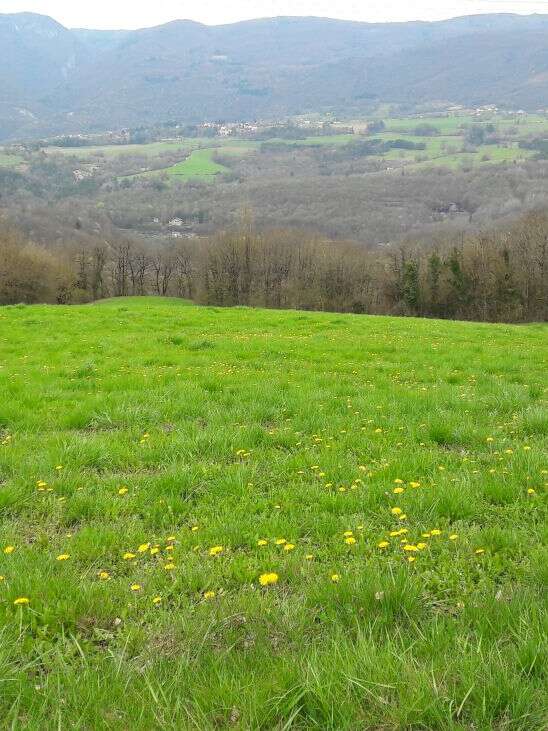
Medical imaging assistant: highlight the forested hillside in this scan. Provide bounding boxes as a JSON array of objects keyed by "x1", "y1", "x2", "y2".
[{"x1": 2, "y1": 12, "x2": 548, "y2": 140}]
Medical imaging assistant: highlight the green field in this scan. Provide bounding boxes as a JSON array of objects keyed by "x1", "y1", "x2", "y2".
[
  {"x1": 128, "y1": 144, "x2": 257, "y2": 181},
  {"x1": 0, "y1": 152, "x2": 23, "y2": 168},
  {"x1": 44, "y1": 139, "x2": 206, "y2": 158},
  {"x1": 382, "y1": 113, "x2": 548, "y2": 137},
  {"x1": 37, "y1": 112, "x2": 548, "y2": 181},
  {"x1": 0, "y1": 298, "x2": 546, "y2": 729},
  {"x1": 165, "y1": 148, "x2": 227, "y2": 179}
]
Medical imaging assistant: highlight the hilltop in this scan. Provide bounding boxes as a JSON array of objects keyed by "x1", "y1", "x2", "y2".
[
  {"x1": 2, "y1": 13, "x2": 548, "y2": 140},
  {"x1": 0, "y1": 298, "x2": 546, "y2": 728}
]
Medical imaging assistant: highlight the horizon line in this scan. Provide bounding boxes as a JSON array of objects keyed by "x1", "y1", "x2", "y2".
[{"x1": 3, "y1": 9, "x2": 546, "y2": 33}]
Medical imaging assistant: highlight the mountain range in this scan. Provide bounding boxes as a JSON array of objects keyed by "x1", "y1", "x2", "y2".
[{"x1": 2, "y1": 12, "x2": 548, "y2": 141}]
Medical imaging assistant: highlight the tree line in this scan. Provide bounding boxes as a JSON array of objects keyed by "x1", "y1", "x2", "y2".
[{"x1": 1, "y1": 211, "x2": 546, "y2": 322}]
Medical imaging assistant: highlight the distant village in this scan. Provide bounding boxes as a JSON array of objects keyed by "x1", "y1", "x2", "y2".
[{"x1": 34, "y1": 104, "x2": 547, "y2": 152}]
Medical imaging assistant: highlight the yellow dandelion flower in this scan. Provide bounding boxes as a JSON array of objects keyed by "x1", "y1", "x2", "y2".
[
  {"x1": 416, "y1": 543, "x2": 427, "y2": 550},
  {"x1": 344, "y1": 537, "x2": 356, "y2": 545},
  {"x1": 403, "y1": 544, "x2": 419, "y2": 552},
  {"x1": 331, "y1": 573, "x2": 341, "y2": 583},
  {"x1": 259, "y1": 572, "x2": 279, "y2": 586},
  {"x1": 165, "y1": 545, "x2": 174, "y2": 552},
  {"x1": 4, "y1": 546, "x2": 15, "y2": 555},
  {"x1": 257, "y1": 539, "x2": 268, "y2": 546},
  {"x1": 164, "y1": 563, "x2": 176, "y2": 570},
  {"x1": 56, "y1": 554, "x2": 70, "y2": 561},
  {"x1": 14, "y1": 597, "x2": 30, "y2": 605},
  {"x1": 475, "y1": 548, "x2": 485, "y2": 555},
  {"x1": 137, "y1": 543, "x2": 150, "y2": 553},
  {"x1": 409, "y1": 481, "x2": 421, "y2": 488},
  {"x1": 130, "y1": 584, "x2": 142, "y2": 591},
  {"x1": 421, "y1": 533, "x2": 431, "y2": 538},
  {"x1": 123, "y1": 552, "x2": 136, "y2": 560},
  {"x1": 284, "y1": 543, "x2": 295, "y2": 552},
  {"x1": 118, "y1": 487, "x2": 128, "y2": 495},
  {"x1": 527, "y1": 488, "x2": 536, "y2": 495},
  {"x1": 275, "y1": 538, "x2": 287, "y2": 546},
  {"x1": 191, "y1": 526, "x2": 199, "y2": 532},
  {"x1": 449, "y1": 534, "x2": 459, "y2": 541},
  {"x1": 166, "y1": 536, "x2": 176, "y2": 542},
  {"x1": 390, "y1": 507, "x2": 402, "y2": 516},
  {"x1": 394, "y1": 479, "x2": 404, "y2": 484},
  {"x1": 407, "y1": 556, "x2": 416, "y2": 563},
  {"x1": 152, "y1": 596, "x2": 162, "y2": 605},
  {"x1": 98, "y1": 571, "x2": 110, "y2": 580},
  {"x1": 393, "y1": 487, "x2": 405, "y2": 494},
  {"x1": 203, "y1": 591, "x2": 216, "y2": 600},
  {"x1": 378, "y1": 541, "x2": 390, "y2": 549},
  {"x1": 150, "y1": 547, "x2": 160, "y2": 555},
  {"x1": 209, "y1": 546, "x2": 224, "y2": 556},
  {"x1": 430, "y1": 529, "x2": 442, "y2": 536},
  {"x1": 305, "y1": 554, "x2": 314, "y2": 560}
]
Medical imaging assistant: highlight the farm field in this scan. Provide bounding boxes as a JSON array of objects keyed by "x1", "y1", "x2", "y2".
[
  {"x1": 166, "y1": 148, "x2": 228, "y2": 179},
  {"x1": 0, "y1": 151, "x2": 23, "y2": 168},
  {"x1": 35, "y1": 112, "x2": 548, "y2": 182},
  {"x1": 0, "y1": 298, "x2": 546, "y2": 730},
  {"x1": 381, "y1": 113, "x2": 548, "y2": 136},
  {"x1": 163, "y1": 144, "x2": 256, "y2": 180},
  {"x1": 44, "y1": 139, "x2": 205, "y2": 158}
]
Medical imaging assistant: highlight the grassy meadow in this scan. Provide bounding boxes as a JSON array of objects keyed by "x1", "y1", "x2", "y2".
[
  {"x1": 0, "y1": 152, "x2": 24, "y2": 168},
  {"x1": 166, "y1": 148, "x2": 232, "y2": 180},
  {"x1": 0, "y1": 298, "x2": 546, "y2": 729}
]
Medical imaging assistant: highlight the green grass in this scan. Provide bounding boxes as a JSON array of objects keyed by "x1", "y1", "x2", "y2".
[
  {"x1": 0, "y1": 298, "x2": 546, "y2": 729},
  {"x1": 120, "y1": 142, "x2": 258, "y2": 181},
  {"x1": 407, "y1": 144, "x2": 534, "y2": 171},
  {"x1": 382, "y1": 113, "x2": 548, "y2": 136},
  {"x1": 0, "y1": 152, "x2": 23, "y2": 168},
  {"x1": 43, "y1": 139, "x2": 217, "y2": 159},
  {"x1": 40, "y1": 113, "x2": 548, "y2": 180},
  {"x1": 166, "y1": 148, "x2": 231, "y2": 179}
]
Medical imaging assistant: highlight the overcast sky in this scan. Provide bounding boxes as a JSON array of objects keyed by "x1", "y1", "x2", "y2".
[{"x1": 2, "y1": 0, "x2": 548, "y2": 29}]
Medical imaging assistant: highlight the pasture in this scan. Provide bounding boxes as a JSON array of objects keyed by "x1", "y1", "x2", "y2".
[
  {"x1": 0, "y1": 298, "x2": 546, "y2": 729},
  {"x1": 0, "y1": 152, "x2": 23, "y2": 168},
  {"x1": 164, "y1": 149, "x2": 228, "y2": 180}
]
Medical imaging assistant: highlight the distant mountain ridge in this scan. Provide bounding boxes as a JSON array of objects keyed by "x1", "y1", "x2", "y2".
[{"x1": 1, "y1": 12, "x2": 548, "y2": 141}]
